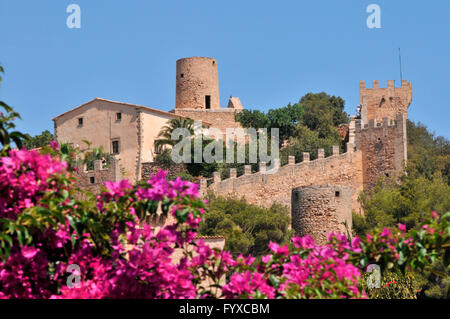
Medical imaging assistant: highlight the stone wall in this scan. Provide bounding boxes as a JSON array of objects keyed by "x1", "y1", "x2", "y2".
[
  {"x1": 291, "y1": 185, "x2": 352, "y2": 244},
  {"x1": 173, "y1": 108, "x2": 243, "y2": 137},
  {"x1": 141, "y1": 161, "x2": 187, "y2": 180},
  {"x1": 360, "y1": 79, "x2": 412, "y2": 125},
  {"x1": 354, "y1": 113, "x2": 407, "y2": 188},
  {"x1": 53, "y1": 98, "x2": 139, "y2": 183},
  {"x1": 74, "y1": 158, "x2": 121, "y2": 194},
  {"x1": 176, "y1": 57, "x2": 220, "y2": 110},
  {"x1": 201, "y1": 144, "x2": 364, "y2": 214}
]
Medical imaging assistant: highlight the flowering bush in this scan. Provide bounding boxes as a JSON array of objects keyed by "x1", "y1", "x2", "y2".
[{"x1": 0, "y1": 145, "x2": 448, "y2": 299}]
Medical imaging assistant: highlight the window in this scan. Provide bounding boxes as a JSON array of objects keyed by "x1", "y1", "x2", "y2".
[
  {"x1": 335, "y1": 191, "x2": 340, "y2": 197},
  {"x1": 90, "y1": 177, "x2": 95, "y2": 184},
  {"x1": 180, "y1": 73, "x2": 184, "y2": 78},
  {"x1": 112, "y1": 140, "x2": 120, "y2": 154},
  {"x1": 205, "y1": 95, "x2": 211, "y2": 109},
  {"x1": 78, "y1": 117, "x2": 83, "y2": 127},
  {"x1": 116, "y1": 112, "x2": 122, "y2": 121},
  {"x1": 154, "y1": 144, "x2": 163, "y2": 155}
]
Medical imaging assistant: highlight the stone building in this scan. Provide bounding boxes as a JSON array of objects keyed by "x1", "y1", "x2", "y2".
[
  {"x1": 291, "y1": 185, "x2": 353, "y2": 244},
  {"x1": 53, "y1": 97, "x2": 206, "y2": 185},
  {"x1": 200, "y1": 79, "x2": 412, "y2": 242},
  {"x1": 359, "y1": 80, "x2": 412, "y2": 126},
  {"x1": 53, "y1": 57, "x2": 412, "y2": 243},
  {"x1": 53, "y1": 57, "x2": 243, "y2": 186},
  {"x1": 172, "y1": 57, "x2": 244, "y2": 135}
]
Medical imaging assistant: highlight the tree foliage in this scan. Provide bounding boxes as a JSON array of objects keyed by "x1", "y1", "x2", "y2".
[
  {"x1": 235, "y1": 103, "x2": 304, "y2": 144},
  {"x1": 354, "y1": 120, "x2": 450, "y2": 298},
  {"x1": 23, "y1": 130, "x2": 54, "y2": 150},
  {"x1": 280, "y1": 124, "x2": 341, "y2": 164},
  {"x1": 0, "y1": 66, "x2": 25, "y2": 155},
  {"x1": 198, "y1": 194, "x2": 292, "y2": 257},
  {"x1": 154, "y1": 117, "x2": 195, "y2": 149}
]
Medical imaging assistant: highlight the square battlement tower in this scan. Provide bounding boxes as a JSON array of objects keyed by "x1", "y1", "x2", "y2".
[{"x1": 359, "y1": 80, "x2": 412, "y2": 126}]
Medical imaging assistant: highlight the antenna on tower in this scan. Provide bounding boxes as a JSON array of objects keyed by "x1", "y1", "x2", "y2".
[{"x1": 398, "y1": 48, "x2": 403, "y2": 81}]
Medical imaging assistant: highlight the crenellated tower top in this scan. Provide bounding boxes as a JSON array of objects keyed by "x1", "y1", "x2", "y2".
[{"x1": 359, "y1": 79, "x2": 412, "y2": 126}]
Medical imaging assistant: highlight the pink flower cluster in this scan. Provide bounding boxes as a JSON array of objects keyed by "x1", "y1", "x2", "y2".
[
  {"x1": 55, "y1": 224, "x2": 197, "y2": 299},
  {"x1": 220, "y1": 235, "x2": 364, "y2": 299},
  {"x1": 0, "y1": 149, "x2": 68, "y2": 219},
  {"x1": 0, "y1": 148, "x2": 446, "y2": 299}
]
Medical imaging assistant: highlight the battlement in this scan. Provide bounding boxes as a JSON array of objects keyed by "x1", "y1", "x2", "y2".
[
  {"x1": 360, "y1": 79, "x2": 411, "y2": 90},
  {"x1": 200, "y1": 144, "x2": 348, "y2": 189},
  {"x1": 355, "y1": 112, "x2": 406, "y2": 131},
  {"x1": 199, "y1": 144, "x2": 364, "y2": 214},
  {"x1": 359, "y1": 79, "x2": 412, "y2": 125}
]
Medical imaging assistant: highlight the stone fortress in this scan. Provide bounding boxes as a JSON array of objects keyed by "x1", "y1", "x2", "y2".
[{"x1": 53, "y1": 57, "x2": 412, "y2": 243}]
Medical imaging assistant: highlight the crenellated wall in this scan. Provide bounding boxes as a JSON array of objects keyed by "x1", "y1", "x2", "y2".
[
  {"x1": 360, "y1": 79, "x2": 412, "y2": 126},
  {"x1": 200, "y1": 144, "x2": 364, "y2": 213},
  {"x1": 354, "y1": 113, "x2": 407, "y2": 188}
]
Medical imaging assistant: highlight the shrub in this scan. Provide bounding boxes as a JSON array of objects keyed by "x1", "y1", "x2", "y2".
[{"x1": 198, "y1": 195, "x2": 292, "y2": 257}]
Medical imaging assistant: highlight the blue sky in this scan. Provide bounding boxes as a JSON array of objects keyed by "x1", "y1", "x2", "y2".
[{"x1": 0, "y1": 0, "x2": 449, "y2": 138}]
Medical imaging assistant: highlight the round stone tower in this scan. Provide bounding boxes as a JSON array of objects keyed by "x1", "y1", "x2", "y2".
[
  {"x1": 175, "y1": 57, "x2": 220, "y2": 110},
  {"x1": 291, "y1": 184, "x2": 352, "y2": 244}
]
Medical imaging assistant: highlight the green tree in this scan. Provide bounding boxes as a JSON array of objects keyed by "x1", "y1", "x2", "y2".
[
  {"x1": 235, "y1": 103, "x2": 304, "y2": 144},
  {"x1": 407, "y1": 120, "x2": 450, "y2": 185},
  {"x1": 23, "y1": 130, "x2": 54, "y2": 150},
  {"x1": 0, "y1": 65, "x2": 25, "y2": 155},
  {"x1": 280, "y1": 124, "x2": 341, "y2": 164},
  {"x1": 300, "y1": 92, "x2": 348, "y2": 139},
  {"x1": 198, "y1": 194, "x2": 292, "y2": 256},
  {"x1": 154, "y1": 117, "x2": 195, "y2": 149}
]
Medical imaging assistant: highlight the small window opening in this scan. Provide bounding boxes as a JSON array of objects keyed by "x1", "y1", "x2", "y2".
[
  {"x1": 116, "y1": 112, "x2": 122, "y2": 121},
  {"x1": 385, "y1": 173, "x2": 390, "y2": 177},
  {"x1": 78, "y1": 118, "x2": 83, "y2": 126},
  {"x1": 180, "y1": 73, "x2": 184, "y2": 78},
  {"x1": 212, "y1": 61, "x2": 216, "y2": 65},
  {"x1": 379, "y1": 97, "x2": 386, "y2": 108},
  {"x1": 154, "y1": 144, "x2": 163, "y2": 155},
  {"x1": 112, "y1": 140, "x2": 120, "y2": 154},
  {"x1": 205, "y1": 95, "x2": 211, "y2": 109},
  {"x1": 335, "y1": 191, "x2": 340, "y2": 197},
  {"x1": 90, "y1": 177, "x2": 95, "y2": 184}
]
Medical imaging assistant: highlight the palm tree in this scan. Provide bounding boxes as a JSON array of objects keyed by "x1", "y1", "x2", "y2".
[{"x1": 154, "y1": 117, "x2": 195, "y2": 149}]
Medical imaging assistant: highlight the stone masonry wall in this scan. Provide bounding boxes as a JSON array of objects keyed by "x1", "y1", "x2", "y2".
[
  {"x1": 291, "y1": 185, "x2": 352, "y2": 244},
  {"x1": 201, "y1": 144, "x2": 364, "y2": 214},
  {"x1": 176, "y1": 57, "x2": 220, "y2": 110},
  {"x1": 354, "y1": 113, "x2": 407, "y2": 188},
  {"x1": 173, "y1": 108, "x2": 243, "y2": 138},
  {"x1": 141, "y1": 162, "x2": 186, "y2": 180},
  {"x1": 74, "y1": 158, "x2": 121, "y2": 194},
  {"x1": 360, "y1": 79, "x2": 412, "y2": 125}
]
